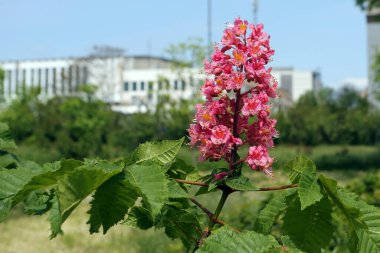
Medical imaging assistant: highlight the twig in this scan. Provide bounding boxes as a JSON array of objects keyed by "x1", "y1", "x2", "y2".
[
  {"x1": 176, "y1": 178, "x2": 298, "y2": 192},
  {"x1": 175, "y1": 179, "x2": 208, "y2": 187},
  {"x1": 256, "y1": 184, "x2": 298, "y2": 191}
]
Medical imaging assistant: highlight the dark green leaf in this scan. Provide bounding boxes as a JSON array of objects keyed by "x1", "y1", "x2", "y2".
[
  {"x1": 123, "y1": 206, "x2": 153, "y2": 230},
  {"x1": 87, "y1": 174, "x2": 139, "y2": 234},
  {"x1": 283, "y1": 195, "x2": 334, "y2": 253},
  {"x1": 254, "y1": 189, "x2": 296, "y2": 234}
]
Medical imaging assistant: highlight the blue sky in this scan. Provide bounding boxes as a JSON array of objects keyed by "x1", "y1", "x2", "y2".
[{"x1": 0, "y1": 0, "x2": 367, "y2": 88}]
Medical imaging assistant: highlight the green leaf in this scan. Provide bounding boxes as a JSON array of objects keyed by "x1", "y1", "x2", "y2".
[
  {"x1": 226, "y1": 176, "x2": 258, "y2": 191},
  {"x1": 254, "y1": 189, "x2": 296, "y2": 234},
  {"x1": 127, "y1": 138, "x2": 184, "y2": 165},
  {"x1": 123, "y1": 206, "x2": 153, "y2": 230},
  {"x1": 87, "y1": 174, "x2": 139, "y2": 234},
  {"x1": 23, "y1": 192, "x2": 51, "y2": 215},
  {"x1": 0, "y1": 167, "x2": 40, "y2": 199},
  {"x1": 320, "y1": 175, "x2": 380, "y2": 253},
  {"x1": 284, "y1": 155, "x2": 316, "y2": 183},
  {"x1": 51, "y1": 162, "x2": 122, "y2": 238},
  {"x1": 298, "y1": 168, "x2": 322, "y2": 210},
  {"x1": 168, "y1": 180, "x2": 188, "y2": 199},
  {"x1": 166, "y1": 157, "x2": 197, "y2": 180},
  {"x1": 12, "y1": 160, "x2": 82, "y2": 204},
  {"x1": 163, "y1": 206, "x2": 201, "y2": 251},
  {"x1": 0, "y1": 198, "x2": 12, "y2": 222},
  {"x1": 49, "y1": 195, "x2": 63, "y2": 238},
  {"x1": 126, "y1": 163, "x2": 169, "y2": 218},
  {"x1": 282, "y1": 195, "x2": 334, "y2": 253},
  {"x1": 0, "y1": 123, "x2": 17, "y2": 150},
  {"x1": 197, "y1": 226, "x2": 280, "y2": 253}
]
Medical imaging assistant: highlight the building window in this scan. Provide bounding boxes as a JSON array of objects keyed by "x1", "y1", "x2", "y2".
[
  {"x1": 31, "y1": 69, "x2": 35, "y2": 85},
  {"x1": 174, "y1": 80, "x2": 178, "y2": 90},
  {"x1": 148, "y1": 81, "x2": 153, "y2": 91},
  {"x1": 53, "y1": 68, "x2": 57, "y2": 95},
  {"x1": 45, "y1": 68, "x2": 49, "y2": 95},
  {"x1": 181, "y1": 80, "x2": 186, "y2": 91},
  {"x1": 22, "y1": 69, "x2": 26, "y2": 94},
  {"x1": 68, "y1": 66, "x2": 73, "y2": 93},
  {"x1": 61, "y1": 67, "x2": 66, "y2": 94},
  {"x1": 38, "y1": 68, "x2": 42, "y2": 90},
  {"x1": 140, "y1": 81, "x2": 145, "y2": 91},
  {"x1": 132, "y1": 82, "x2": 137, "y2": 91},
  {"x1": 124, "y1": 82, "x2": 129, "y2": 91},
  {"x1": 7, "y1": 70, "x2": 12, "y2": 96}
]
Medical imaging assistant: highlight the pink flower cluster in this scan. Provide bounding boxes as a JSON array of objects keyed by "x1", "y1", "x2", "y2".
[{"x1": 188, "y1": 17, "x2": 278, "y2": 176}]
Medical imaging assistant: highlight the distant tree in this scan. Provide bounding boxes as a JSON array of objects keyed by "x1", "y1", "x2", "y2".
[
  {"x1": 356, "y1": 0, "x2": 380, "y2": 10},
  {"x1": 165, "y1": 37, "x2": 207, "y2": 69}
]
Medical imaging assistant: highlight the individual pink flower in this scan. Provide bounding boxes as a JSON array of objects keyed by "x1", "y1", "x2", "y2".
[
  {"x1": 246, "y1": 146, "x2": 273, "y2": 171},
  {"x1": 241, "y1": 97, "x2": 261, "y2": 116},
  {"x1": 211, "y1": 125, "x2": 232, "y2": 145}
]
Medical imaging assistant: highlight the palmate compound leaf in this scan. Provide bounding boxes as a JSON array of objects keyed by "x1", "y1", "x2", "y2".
[
  {"x1": 282, "y1": 194, "x2": 334, "y2": 253},
  {"x1": 319, "y1": 175, "x2": 380, "y2": 253},
  {"x1": 196, "y1": 226, "x2": 280, "y2": 253},
  {"x1": 127, "y1": 137, "x2": 184, "y2": 166},
  {"x1": 87, "y1": 173, "x2": 139, "y2": 234},
  {"x1": 50, "y1": 161, "x2": 123, "y2": 238},
  {"x1": 284, "y1": 155, "x2": 316, "y2": 184},
  {"x1": 254, "y1": 188, "x2": 297, "y2": 234},
  {"x1": 125, "y1": 163, "x2": 169, "y2": 219}
]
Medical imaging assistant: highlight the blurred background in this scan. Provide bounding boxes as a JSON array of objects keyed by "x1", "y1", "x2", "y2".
[{"x1": 0, "y1": 0, "x2": 380, "y2": 252}]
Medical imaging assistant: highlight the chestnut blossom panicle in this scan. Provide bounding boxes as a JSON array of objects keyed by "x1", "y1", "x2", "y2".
[{"x1": 188, "y1": 17, "x2": 278, "y2": 176}]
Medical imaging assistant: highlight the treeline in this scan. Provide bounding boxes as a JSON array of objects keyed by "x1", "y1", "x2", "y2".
[
  {"x1": 0, "y1": 87, "x2": 193, "y2": 160},
  {"x1": 274, "y1": 87, "x2": 380, "y2": 145},
  {"x1": 0, "y1": 85, "x2": 379, "y2": 161}
]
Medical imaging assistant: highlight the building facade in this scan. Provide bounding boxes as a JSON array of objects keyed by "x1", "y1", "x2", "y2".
[
  {"x1": 0, "y1": 56, "x2": 321, "y2": 113},
  {"x1": 367, "y1": 7, "x2": 380, "y2": 107}
]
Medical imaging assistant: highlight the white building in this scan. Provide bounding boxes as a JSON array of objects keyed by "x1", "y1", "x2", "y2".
[
  {"x1": 0, "y1": 56, "x2": 321, "y2": 113},
  {"x1": 367, "y1": 7, "x2": 380, "y2": 107}
]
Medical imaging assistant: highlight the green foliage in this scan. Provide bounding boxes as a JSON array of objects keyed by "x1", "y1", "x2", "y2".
[
  {"x1": 275, "y1": 87, "x2": 380, "y2": 146},
  {"x1": 356, "y1": 0, "x2": 380, "y2": 10},
  {"x1": 0, "y1": 128, "x2": 379, "y2": 253},
  {"x1": 127, "y1": 137, "x2": 184, "y2": 165},
  {"x1": 284, "y1": 155, "x2": 316, "y2": 183},
  {"x1": 298, "y1": 164, "x2": 323, "y2": 210},
  {"x1": 88, "y1": 174, "x2": 138, "y2": 234},
  {"x1": 0, "y1": 123, "x2": 17, "y2": 150},
  {"x1": 283, "y1": 195, "x2": 334, "y2": 253},
  {"x1": 126, "y1": 163, "x2": 169, "y2": 218},
  {"x1": 197, "y1": 227, "x2": 281, "y2": 253},
  {"x1": 254, "y1": 190, "x2": 295, "y2": 234},
  {"x1": 225, "y1": 176, "x2": 258, "y2": 191},
  {"x1": 320, "y1": 175, "x2": 380, "y2": 252}
]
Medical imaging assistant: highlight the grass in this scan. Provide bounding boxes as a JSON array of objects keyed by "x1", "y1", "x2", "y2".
[{"x1": 0, "y1": 202, "x2": 183, "y2": 253}]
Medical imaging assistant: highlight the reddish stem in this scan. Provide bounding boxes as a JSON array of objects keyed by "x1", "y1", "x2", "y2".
[{"x1": 175, "y1": 179, "x2": 208, "y2": 187}]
